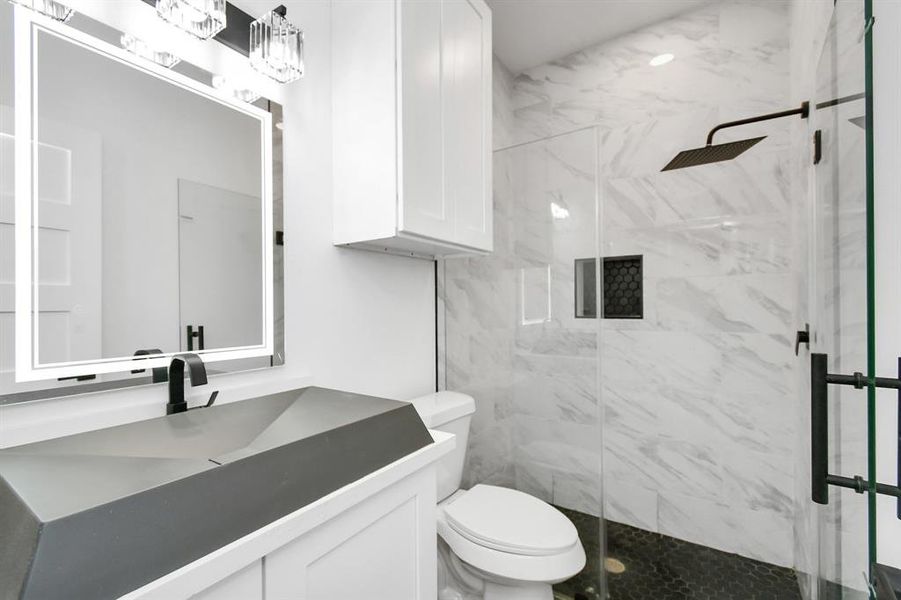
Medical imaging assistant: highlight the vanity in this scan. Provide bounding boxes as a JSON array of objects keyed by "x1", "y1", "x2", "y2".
[{"x1": 0, "y1": 387, "x2": 454, "y2": 599}]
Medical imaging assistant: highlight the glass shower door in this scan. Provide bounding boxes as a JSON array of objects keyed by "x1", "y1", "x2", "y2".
[{"x1": 808, "y1": 0, "x2": 875, "y2": 596}]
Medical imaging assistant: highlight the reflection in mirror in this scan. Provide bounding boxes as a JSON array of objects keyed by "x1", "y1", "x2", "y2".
[
  {"x1": 178, "y1": 180, "x2": 264, "y2": 351},
  {"x1": 34, "y1": 27, "x2": 265, "y2": 364},
  {"x1": 0, "y1": 3, "x2": 284, "y2": 401}
]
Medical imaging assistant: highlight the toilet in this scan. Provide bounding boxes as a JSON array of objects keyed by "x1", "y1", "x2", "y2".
[{"x1": 411, "y1": 392, "x2": 586, "y2": 600}]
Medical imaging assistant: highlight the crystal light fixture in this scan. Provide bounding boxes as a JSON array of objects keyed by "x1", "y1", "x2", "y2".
[
  {"x1": 212, "y1": 75, "x2": 261, "y2": 104},
  {"x1": 121, "y1": 34, "x2": 181, "y2": 69},
  {"x1": 8, "y1": 0, "x2": 74, "y2": 22},
  {"x1": 249, "y1": 6, "x2": 304, "y2": 84},
  {"x1": 156, "y1": 0, "x2": 226, "y2": 40}
]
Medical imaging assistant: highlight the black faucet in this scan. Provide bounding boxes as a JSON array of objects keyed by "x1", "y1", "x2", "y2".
[
  {"x1": 132, "y1": 348, "x2": 169, "y2": 383},
  {"x1": 167, "y1": 353, "x2": 218, "y2": 415}
]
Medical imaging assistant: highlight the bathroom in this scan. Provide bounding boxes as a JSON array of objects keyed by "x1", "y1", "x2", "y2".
[{"x1": 0, "y1": 0, "x2": 899, "y2": 599}]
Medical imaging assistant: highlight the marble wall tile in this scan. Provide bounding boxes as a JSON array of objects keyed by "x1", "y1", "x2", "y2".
[
  {"x1": 552, "y1": 470, "x2": 603, "y2": 517},
  {"x1": 603, "y1": 478, "x2": 659, "y2": 533},
  {"x1": 603, "y1": 215, "x2": 793, "y2": 279},
  {"x1": 492, "y1": 55, "x2": 516, "y2": 151},
  {"x1": 655, "y1": 274, "x2": 793, "y2": 334},
  {"x1": 515, "y1": 458, "x2": 555, "y2": 503},
  {"x1": 658, "y1": 490, "x2": 795, "y2": 568},
  {"x1": 465, "y1": 423, "x2": 516, "y2": 489},
  {"x1": 512, "y1": 354, "x2": 598, "y2": 424},
  {"x1": 511, "y1": 2, "x2": 791, "y2": 146},
  {"x1": 601, "y1": 145, "x2": 792, "y2": 228},
  {"x1": 514, "y1": 414, "x2": 603, "y2": 471},
  {"x1": 601, "y1": 330, "x2": 792, "y2": 398}
]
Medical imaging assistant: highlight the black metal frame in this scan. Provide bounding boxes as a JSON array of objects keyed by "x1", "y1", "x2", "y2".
[{"x1": 811, "y1": 353, "x2": 901, "y2": 513}]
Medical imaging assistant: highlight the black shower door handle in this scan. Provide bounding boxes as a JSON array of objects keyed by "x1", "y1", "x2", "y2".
[
  {"x1": 811, "y1": 353, "x2": 829, "y2": 503},
  {"x1": 810, "y1": 353, "x2": 901, "y2": 512}
]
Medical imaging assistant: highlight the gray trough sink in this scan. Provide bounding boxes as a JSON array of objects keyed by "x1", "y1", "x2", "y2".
[{"x1": 0, "y1": 387, "x2": 433, "y2": 600}]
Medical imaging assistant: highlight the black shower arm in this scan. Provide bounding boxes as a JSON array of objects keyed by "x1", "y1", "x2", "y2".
[{"x1": 705, "y1": 101, "x2": 810, "y2": 146}]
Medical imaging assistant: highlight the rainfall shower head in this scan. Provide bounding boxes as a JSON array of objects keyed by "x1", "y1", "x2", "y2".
[
  {"x1": 662, "y1": 102, "x2": 809, "y2": 172},
  {"x1": 662, "y1": 137, "x2": 766, "y2": 171}
]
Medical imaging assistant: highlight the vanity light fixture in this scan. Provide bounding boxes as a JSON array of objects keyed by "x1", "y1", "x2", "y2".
[
  {"x1": 121, "y1": 34, "x2": 182, "y2": 68},
  {"x1": 212, "y1": 75, "x2": 261, "y2": 103},
  {"x1": 649, "y1": 53, "x2": 675, "y2": 67},
  {"x1": 8, "y1": 0, "x2": 73, "y2": 22},
  {"x1": 249, "y1": 5, "x2": 304, "y2": 84},
  {"x1": 156, "y1": 0, "x2": 226, "y2": 40}
]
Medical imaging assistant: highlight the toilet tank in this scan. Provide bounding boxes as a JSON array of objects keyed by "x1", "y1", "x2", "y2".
[{"x1": 409, "y1": 391, "x2": 475, "y2": 501}]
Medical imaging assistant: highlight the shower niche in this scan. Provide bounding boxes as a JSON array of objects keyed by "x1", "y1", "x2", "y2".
[{"x1": 575, "y1": 255, "x2": 643, "y2": 319}]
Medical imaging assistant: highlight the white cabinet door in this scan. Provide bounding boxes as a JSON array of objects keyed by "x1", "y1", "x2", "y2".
[
  {"x1": 264, "y1": 472, "x2": 436, "y2": 600},
  {"x1": 443, "y1": 0, "x2": 492, "y2": 251},
  {"x1": 190, "y1": 560, "x2": 263, "y2": 600},
  {"x1": 397, "y1": 0, "x2": 452, "y2": 242}
]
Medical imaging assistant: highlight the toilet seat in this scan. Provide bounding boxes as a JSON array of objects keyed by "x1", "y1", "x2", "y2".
[
  {"x1": 438, "y1": 486, "x2": 586, "y2": 584},
  {"x1": 444, "y1": 485, "x2": 579, "y2": 556}
]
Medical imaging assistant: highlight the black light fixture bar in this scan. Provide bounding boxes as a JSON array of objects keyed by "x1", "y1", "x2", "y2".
[
  {"x1": 139, "y1": 0, "x2": 276, "y2": 57},
  {"x1": 811, "y1": 353, "x2": 901, "y2": 515}
]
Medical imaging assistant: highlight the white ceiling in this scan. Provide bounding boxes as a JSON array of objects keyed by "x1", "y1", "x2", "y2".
[{"x1": 486, "y1": 0, "x2": 713, "y2": 74}]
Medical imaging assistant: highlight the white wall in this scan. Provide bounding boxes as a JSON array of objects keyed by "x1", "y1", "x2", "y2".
[{"x1": 0, "y1": 0, "x2": 436, "y2": 447}]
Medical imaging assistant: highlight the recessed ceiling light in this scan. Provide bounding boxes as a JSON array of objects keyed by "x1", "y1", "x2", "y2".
[
  {"x1": 649, "y1": 53, "x2": 675, "y2": 67},
  {"x1": 550, "y1": 202, "x2": 570, "y2": 220}
]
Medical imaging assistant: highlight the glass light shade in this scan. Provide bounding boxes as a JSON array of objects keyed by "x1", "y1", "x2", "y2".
[
  {"x1": 121, "y1": 34, "x2": 181, "y2": 69},
  {"x1": 8, "y1": 0, "x2": 74, "y2": 22},
  {"x1": 212, "y1": 75, "x2": 261, "y2": 104},
  {"x1": 249, "y1": 9, "x2": 304, "y2": 84},
  {"x1": 156, "y1": 0, "x2": 226, "y2": 40}
]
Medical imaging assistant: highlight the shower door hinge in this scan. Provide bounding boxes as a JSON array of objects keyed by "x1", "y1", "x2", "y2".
[
  {"x1": 813, "y1": 130, "x2": 822, "y2": 165},
  {"x1": 795, "y1": 324, "x2": 810, "y2": 355}
]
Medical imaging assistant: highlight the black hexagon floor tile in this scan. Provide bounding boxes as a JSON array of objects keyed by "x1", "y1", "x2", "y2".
[{"x1": 552, "y1": 508, "x2": 802, "y2": 600}]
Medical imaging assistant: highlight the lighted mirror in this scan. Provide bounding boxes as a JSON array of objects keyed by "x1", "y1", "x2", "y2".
[{"x1": 1, "y1": 4, "x2": 284, "y2": 398}]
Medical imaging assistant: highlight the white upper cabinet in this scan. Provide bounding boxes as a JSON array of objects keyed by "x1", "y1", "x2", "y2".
[{"x1": 332, "y1": 0, "x2": 493, "y2": 257}]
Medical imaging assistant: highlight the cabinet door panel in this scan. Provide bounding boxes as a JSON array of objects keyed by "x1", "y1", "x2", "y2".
[
  {"x1": 398, "y1": 0, "x2": 453, "y2": 241},
  {"x1": 443, "y1": 0, "x2": 492, "y2": 251},
  {"x1": 264, "y1": 471, "x2": 436, "y2": 600}
]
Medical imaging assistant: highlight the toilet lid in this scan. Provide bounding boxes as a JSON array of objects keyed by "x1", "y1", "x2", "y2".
[{"x1": 443, "y1": 485, "x2": 579, "y2": 557}]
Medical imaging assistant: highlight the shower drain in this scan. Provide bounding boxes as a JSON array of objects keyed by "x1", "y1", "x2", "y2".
[{"x1": 604, "y1": 557, "x2": 626, "y2": 574}]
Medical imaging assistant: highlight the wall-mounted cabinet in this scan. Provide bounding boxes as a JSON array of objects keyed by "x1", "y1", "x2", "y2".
[{"x1": 332, "y1": 0, "x2": 493, "y2": 257}]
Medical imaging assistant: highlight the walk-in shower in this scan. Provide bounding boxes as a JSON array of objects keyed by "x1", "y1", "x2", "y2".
[{"x1": 440, "y1": 0, "x2": 896, "y2": 598}]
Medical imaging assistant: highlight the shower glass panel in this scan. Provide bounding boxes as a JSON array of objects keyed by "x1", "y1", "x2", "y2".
[
  {"x1": 809, "y1": 0, "x2": 872, "y2": 596},
  {"x1": 440, "y1": 128, "x2": 605, "y2": 599}
]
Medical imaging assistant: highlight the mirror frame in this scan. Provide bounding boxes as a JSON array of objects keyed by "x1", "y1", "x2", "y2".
[{"x1": 13, "y1": 6, "x2": 276, "y2": 383}]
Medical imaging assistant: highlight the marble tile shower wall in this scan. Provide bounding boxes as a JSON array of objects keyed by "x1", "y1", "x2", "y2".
[{"x1": 443, "y1": 0, "x2": 799, "y2": 568}]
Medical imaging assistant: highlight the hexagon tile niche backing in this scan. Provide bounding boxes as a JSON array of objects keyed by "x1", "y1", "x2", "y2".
[{"x1": 603, "y1": 255, "x2": 643, "y2": 319}]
